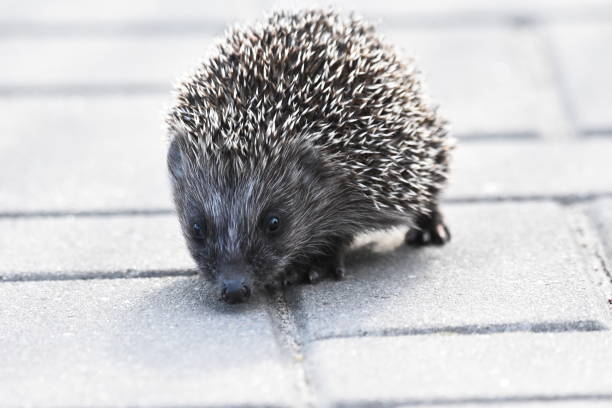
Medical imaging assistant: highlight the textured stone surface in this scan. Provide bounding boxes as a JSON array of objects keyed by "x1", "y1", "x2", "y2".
[
  {"x1": 305, "y1": 332, "x2": 612, "y2": 406},
  {"x1": 385, "y1": 26, "x2": 569, "y2": 139},
  {"x1": 447, "y1": 140, "x2": 612, "y2": 199},
  {"x1": 5, "y1": 0, "x2": 612, "y2": 24},
  {"x1": 0, "y1": 97, "x2": 173, "y2": 212},
  {"x1": 0, "y1": 277, "x2": 295, "y2": 407},
  {"x1": 0, "y1": 0, "x2": 262, "y2": 22},
  {"x1": 0, "y1": 215, "x2": 193, "y2": 279},
  {"x1": 547, "y1": 22, "x2": 612, "y2": 133},
  {"x1": 264, "y1": 0, "x2": 612, "y2": 21},
  {"x1": 0, "y1": 36, "x2": 210, "y2": 89},
  {"x1": 287, "y1": 202, "x2": 610, "y2": 341}
]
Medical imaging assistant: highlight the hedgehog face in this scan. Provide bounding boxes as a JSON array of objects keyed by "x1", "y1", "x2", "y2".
[{"x1": 168, "y1": 137, "x2": 353, "y2": 303}]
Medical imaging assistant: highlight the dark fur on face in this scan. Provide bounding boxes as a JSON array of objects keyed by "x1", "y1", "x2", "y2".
[{"x1": 168, "y1": 136, "x2": 400, "y2": 302}]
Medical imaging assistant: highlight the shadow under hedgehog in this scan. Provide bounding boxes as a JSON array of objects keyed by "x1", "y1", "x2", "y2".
[{"x1": 166, "y1": 9, "x2": 453, "y2": 304}]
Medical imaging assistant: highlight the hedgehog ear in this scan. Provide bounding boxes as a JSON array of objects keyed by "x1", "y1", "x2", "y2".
[
  {"x1": 167, "y1": 135, "x2": 186, "y2": 182},
  {"x1": 296, "y1": 142, "x2": 328, "y2": 183},
  {"x1": 300, "y1": 145, "x2": 322, "y2": 174}
]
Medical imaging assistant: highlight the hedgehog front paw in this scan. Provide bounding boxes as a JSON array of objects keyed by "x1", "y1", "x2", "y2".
[
  {"x1": 405, "y1": 211, "x2": 451, "y2": 246},
  {"x1": 305, "y1": 249, "x2": 346, "y2": 282},
  {"x1": 305, "y1": 264, "x2": 344, "y2": 283}
]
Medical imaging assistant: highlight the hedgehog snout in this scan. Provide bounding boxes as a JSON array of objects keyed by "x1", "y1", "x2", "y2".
[
  {"x1": 217, "y1": 262, "x2": 252, "y2": 304},
  {"x1": 221, "y1": 279, "x2": 251, "y2": 304}
]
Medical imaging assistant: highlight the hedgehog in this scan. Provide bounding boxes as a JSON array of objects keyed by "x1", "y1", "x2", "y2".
[{"x1": 166, "y1": 9, "x2": 452, "y2": 304}]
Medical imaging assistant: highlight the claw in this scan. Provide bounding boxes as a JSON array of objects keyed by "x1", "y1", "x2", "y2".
[
  {"x1": 308, "y1": 268, "x2": 322, "y2": 283},
  {"x1": 333, "y1": 266, "x2": 345, "y2": 280}
]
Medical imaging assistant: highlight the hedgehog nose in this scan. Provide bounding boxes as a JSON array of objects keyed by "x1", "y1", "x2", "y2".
[{"x1": 221, "y1": 279, "x2": 251, "y2": 304}]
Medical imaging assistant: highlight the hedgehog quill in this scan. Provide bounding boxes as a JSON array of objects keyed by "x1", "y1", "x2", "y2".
[{"x1": 167, "y1": 9, "x2": 453, "y2": 304}]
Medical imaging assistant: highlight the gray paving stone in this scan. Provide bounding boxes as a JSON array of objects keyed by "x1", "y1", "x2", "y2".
[
  {"x1": 447, "y1": 140, "x2": 612, "y2": 199},
  {"x1": 264, "y1": 0, "x2": 612, "y2": 21},
  {"x1": 287, "y1": 202, "x2": 610, "y2": 341},
  {"x1": 585, "y1": 199, "x2": 612, "y2": 267},
  {"x1": 0, "y1": 35, "x2": 211, "y2": 88},
  {"x1": 5, "y1": 0, "x2": 612, "y2": 25},
  {"x1": 547, "y1": 22, "x2": 612, "y2": 134},
  {"x1": 385, "y1": 26, "x2": 569, "y2": 139},
  {"x1": 0, "y1": 277, "x2": 295, "y2": 407},
  {"x1": 0, "y1": 214, "x2": 193, "y2": 279},
  {"x1": 0, "y1": 96, "x2": 173, "y2": 212},
  {"x1": 0, "y1": 0, "x2": 263, "y2": 22},
  {"x1": 305, "y1": 332, "x2": 612, "y2": 407}
]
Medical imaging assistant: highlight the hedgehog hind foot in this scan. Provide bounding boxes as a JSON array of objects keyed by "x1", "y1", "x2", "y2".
[{"x1": 405, "y1": 208, "x2": 451, "y2": 246}]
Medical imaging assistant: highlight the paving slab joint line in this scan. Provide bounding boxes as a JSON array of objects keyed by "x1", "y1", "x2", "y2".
[
  {"x1": 583, "y1": 127, "x2": 612, "y2": 137},
  {"x1": 445, "y1": 192, "x2": 612, "y2": 205},
  {"x1": 266, "y1": 291, "x2": 317, "y2": 408},
  {"x1": 0, "y1": 208, "x2": 175, "y2": 219},
  {"x1": 0, "y1": 20, "x2": 227, "y2": 38},
  {"x1": 566, "y1": 207, "x2": 612, "y2": 313},
  {"x1": 0, "y1": 268, "x2": 197, "y2": 283},
  {"x1": 454, "y1": 130, "x2": 539, "y2": 141},
  {"x1": 4, "y1": 193, "x2": 612, "y2": 221},
  {"x1": 0, "y1": 83, "x2": 169, "y2": 97},
  {"x1": 335, "y1": 393, "x2": 612, "y2": 408},
  {"x1": 308, "y1": 319, "x2": 608, "y2": 343}
]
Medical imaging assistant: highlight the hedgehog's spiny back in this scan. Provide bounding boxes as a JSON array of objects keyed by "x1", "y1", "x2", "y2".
[{"x1": 168, "y1": 8, "x2": 451, "y2": 216}]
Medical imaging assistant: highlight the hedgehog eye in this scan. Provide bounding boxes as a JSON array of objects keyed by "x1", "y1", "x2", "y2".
[
  {"x1": 266, "y1": 216, "x2": 281, "y2": 234},
  {"x1": 191, "y1": 222, "x2": 206, "y2": 240}
]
